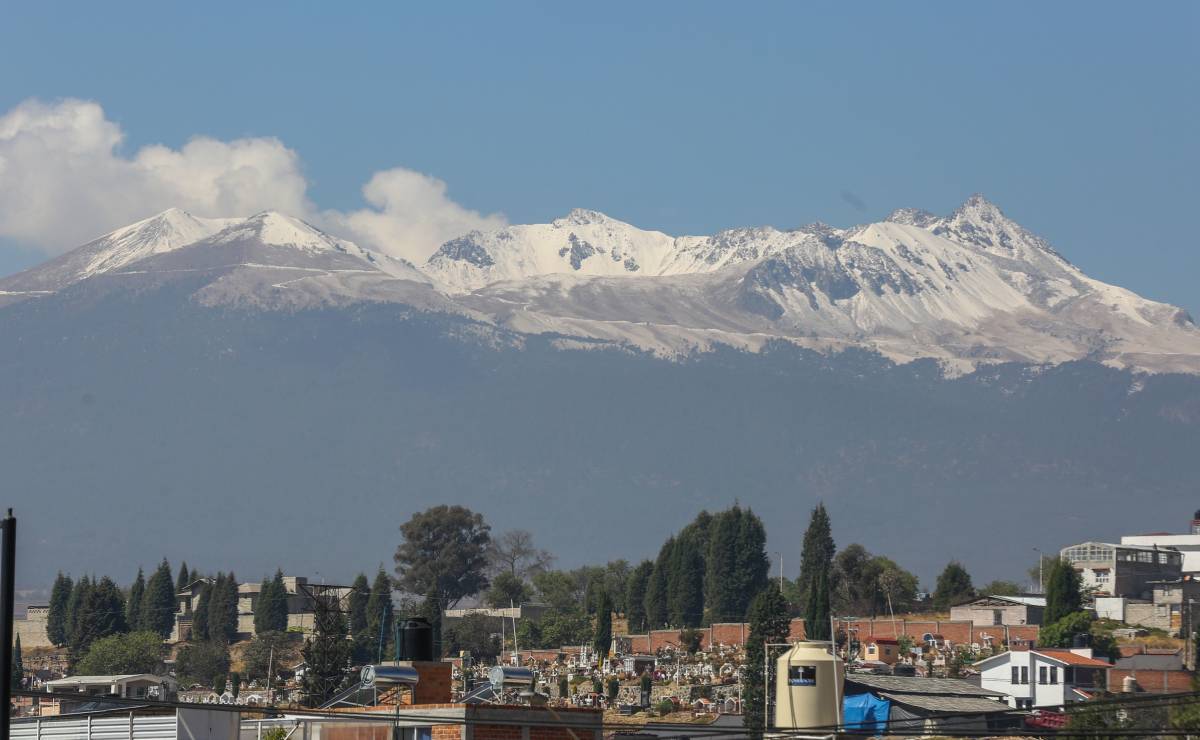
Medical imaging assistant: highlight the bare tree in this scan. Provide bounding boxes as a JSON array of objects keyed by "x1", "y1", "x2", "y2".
[{"x1": 486, "y1": 529, "x2": 554, "y2": 580}]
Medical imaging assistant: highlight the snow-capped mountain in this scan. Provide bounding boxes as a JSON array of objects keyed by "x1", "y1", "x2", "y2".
[{"x1": 4, "y1": 196, "x2": 1198, "y2": 373}]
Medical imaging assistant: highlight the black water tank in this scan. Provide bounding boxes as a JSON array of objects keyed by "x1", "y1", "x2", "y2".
[{"x1": 398, "y1": 617, "x2": 434, "y2": 661}]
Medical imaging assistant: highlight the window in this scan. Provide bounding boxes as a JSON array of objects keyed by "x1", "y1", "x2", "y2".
[
  {"x1": 1012, "y1": 667, "x2": 1019, "y2": 684},
  {"x1": 1050, "y1": 667, "x2": 1058, "y2": 685},
  {"x1": 1021, "y1": 667, "x2": 1029, "y2": 685},
  {"x1": 993, "y1": 609, "x2": 1003, "y2": 625},
  {"x1": 1094, "y1": 570, "x2": 1110, "y2": 584},
  {"x1": 1039, "y1": 666, "x2": 1047, "y2": 685},
  {"x1": 1065, "y1": 667, "x2": 1075, "y2": 684}
]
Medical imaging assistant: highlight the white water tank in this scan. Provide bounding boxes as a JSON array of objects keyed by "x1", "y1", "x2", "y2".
[{"x1": 774, "y1": 640, "x2": 844, "y2": 731}]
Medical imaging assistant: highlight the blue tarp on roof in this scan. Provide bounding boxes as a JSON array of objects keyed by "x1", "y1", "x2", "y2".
[{"x1": 844, "y1": 692, "x2": 890, "y2": 733}]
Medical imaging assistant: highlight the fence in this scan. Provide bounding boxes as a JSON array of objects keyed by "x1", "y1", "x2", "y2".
[{"x1": 11, "y1": 715, "x2": 176, "y2": 740}]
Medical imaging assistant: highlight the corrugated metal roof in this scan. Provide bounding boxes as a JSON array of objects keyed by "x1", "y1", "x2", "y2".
[
  {"x1": 878, "y1": 692, "x2": 1010, "y2": 714},
  {"x1": 844, "y1": 673, "x2": 1004, "y2": 697}
]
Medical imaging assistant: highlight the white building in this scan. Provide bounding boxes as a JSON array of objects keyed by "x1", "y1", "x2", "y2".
[
  {"x1": 44, "y1": 674, "x2": 179, "y2": 700},
  {"x1": 975, "y1": 647, "x2": 1109, "y2": 709}
]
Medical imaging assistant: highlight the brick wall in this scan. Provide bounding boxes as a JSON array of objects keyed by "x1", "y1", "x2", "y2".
[
  {"x1": 1109, "y1": 669, "x2": 1195, "y2": 694},
  {"x1": 621, "y1": 618, "x2": 1037, "y2": 651}
]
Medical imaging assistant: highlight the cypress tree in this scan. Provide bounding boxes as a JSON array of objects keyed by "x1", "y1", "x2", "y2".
[
  {"x1": 644, "y1": 539, "x2": 672, "y2": 629},
  {"x1": 47, "y1": 573, "x2": 73, "y2": 647},
  {"x1": 192, "y1": 581, "x2": 211, "y2": 641},
  {"x1": 66, "y1": 575, "x2": 92, "y2": 652},
  {"x1": 223, "y1": 572, "x2": 240, "y2": 642},
  {"x1": 349, "y1": 573, "x2": 370, "y2": 635},
  {"x1": 592, "y1": 590, "x2": 613, "y2": 664},
  {"x1": 803, "y1": 568, "x2": 831, "y2": 641},
  {"x1": 141, "y1": 559, "x2": 176, "y2": 638},
  {"x1": 207, "y1": 573, "x2": 228, "y2": 642},
  {"x1": 365, "y1": 568, "x2": 394, "y2": 661},
  {"x1": 734, "y1": 508, "x2": 770, "y2": 614},
  {"x1": 266, "y1": 570, "x2": 288, "y2": 632},
  {"x1": 705, "y1": 508, "x2": 741, "y2": 623},
  {"x1": 11, "y1": 634, "x2": 23, "y2": 689},
  {"x1": 70, "y1": 576, "x2": 126, "y2": 661},
  {"x1": 176, "y1": 562, "x2": 190, "y2": 593},
  {"x1": 126, "y1": 568, "x2": 145, "y2": 632},
  {"x1": 798, "y1": 503, "x2": 835, "y2": 608},
  {"x1": 1045, "y1": 558, "x2": 1084, "y2": 624},
  {"x1": 744, "y1": 584, "x2": 791, "y2": 739},
  {"x1": 253, "y1": 576, "x2": 272, "y2": 634},
  {"x1": 667, "y1": 533, "x2": 705, "y2": 628},
  {"x1": 624, "y1": 560, "x2": 653, "y2": 633}
]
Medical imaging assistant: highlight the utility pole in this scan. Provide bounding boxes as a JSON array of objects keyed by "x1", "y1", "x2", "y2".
[
  {"x1": 774, "y1": 552, "x2": 784, "y2": 592},
  {"x1": 1, "y1": 509, "x2": 16, "y2": 740},
  {"x1": 266, "y1": 644, "x2": 274, "y2": 706},
  {"x1": 1033, "y1": 547, "x2": 1043, "y2": 593}
]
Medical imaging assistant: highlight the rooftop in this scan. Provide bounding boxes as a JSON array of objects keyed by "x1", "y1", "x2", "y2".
[
  {"x1": 844, "y1": 673, "x2": 1004, "y2": 698},
  {"x1": 1034, "y1": 649, "x2": 1113, "y2": 668},
  {"x1": 877, "y1": 692, "x2": 1010, "y2": 715}
]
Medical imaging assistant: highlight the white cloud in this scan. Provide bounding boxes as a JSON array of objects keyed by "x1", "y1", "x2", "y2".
[
  {"x1": 0, "y1": 98, "x2": 504, "y2": 262},
  {"x1": 322, "y1": 168, "x2": 507, "y2": 264}
]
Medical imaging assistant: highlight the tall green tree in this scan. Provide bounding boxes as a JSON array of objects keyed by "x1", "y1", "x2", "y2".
[
  {"x1": 706, "y1": 506, "x2": 770, "y2": 623},
  {"x1": 744, "y1": 584, "x2": 791, "y2": 739},
  {"x1": 803, "y1": 568, "x2": 831, "y2": 640},
  {"x1": 365, "y1": 568, "x2": 394, "y2": 662},
  {"x1": 140, "y1": 559, "x2": 177, "y2": 638},
  {"x1": 933, "y1": 561, "x2": 976, "y2": 610},
  {"x1": 1045, "y1": 558, "x2": 1084, "y2": 624},
  {"x1": 667, "y1": 518, "x2": 708, "y2": 628},
  {"x1": 625, "y1": 560, "x2": 653, "y2": 633},
  {"x1": 11, "y1": 634, "x2": 23, "y2": 689},
  {"x1": 393, "y1": 505, "x2": 491, "y2": 610},
  {"x1": 192, "y1": 581, "x2": 211, "y2": 641},
  {"x1": 222, "y1": 572, "x2": 240, "y2": 641},
  {"x1": 644, "y1": 539, "x2": 672, "y2": 629},
  {"x1": 66, "y1": 575, "x2": 92, "y2": 650},
  {"x1": 348, "y1": 573, "x2": 370, "y2": 635},
  {"x1": 71, "y1": 576, "x2": 126, "y2": 662},
  {"x1": 176, "y1": 562, "x2": 190, "y2": 593},
  {"x1": 177, "y1": 641, "x2": 229, "y2": 687},
  {"x1": 47, "y1": 573, "x2": 73, "y2": 647},
  {"x1": 798, "y1": 503, "x2": 835, "y2": 608},
  {"x1": 253, "y1": 576, "x2": 274, "y2": 634},
  {"x1": 592, "y1": 590, "x2": 613, "y2": 664},
  {"x1": 265, "y1": 570, "x2": 289, "y2": 632},
  {"x1": 126, "y1": 568, "x2": 146, "y2": 632}
]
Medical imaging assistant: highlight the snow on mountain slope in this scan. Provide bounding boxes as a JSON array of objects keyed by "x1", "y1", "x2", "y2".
[
  {"x1": 0, "y1": 208, "x2": 236, "y2": 294},
  {"x1": 444, "y1": 195, "x2": 1200, "y2": 373}
]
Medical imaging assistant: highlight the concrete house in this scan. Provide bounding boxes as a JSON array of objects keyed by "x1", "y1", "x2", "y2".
[
  {"x1": 1060, "y1": 542, "x2": 1182, "y2": 599},
  {"x1": 950, "y1": 595, "x2": 1046, "y2": 626},
  {"x1": 975, "y1": 646, "x2": 1110, "y2": 709}
]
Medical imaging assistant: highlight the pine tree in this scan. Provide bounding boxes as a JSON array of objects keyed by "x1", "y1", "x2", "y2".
[
  {"x1": 141, "y1": 559, "x2": 176, "y2": 638},
  {"x1": 735, "y1": 508, "x2": 770, "y2": 614},
  {"x1": 592, "y1": 590, "x2": 613, "y2": 664},
  {"x1": 207, "y1": 573, "x2": 228, "y2": 643},
  {"x1": 47, "y1": 573, "x2": 73, "y2": 647},
  {"x1": 192, "y1": 581, "x2": 211, "y2": 641},
  {"x1": 1045, "y1": 558, "x2": 1084, "y2": 624},
  {"x1": 803, "y1": 568, "x2": 831, "y2": 640},
  {"x1": 11, "y1": 634, "x2": 23, "y2": 689},
  {"x1": 176, "y1": 562, "x2": 190, "y2": 593},
  {"x1": 744, "y1": 584, "x2": 791, "y2": 739},
  {"x1": 365, "y1": 568, "x2": 394, "y2": 662},
  {"x1": 644, "y1": 539, "x2": 672, "y2": 629},
  {"x1": 70, "y1": 576, "x2": 126, "y2": 662},
  {"x1": 932, "y1": 561, "x2": 975, "y2": 611},
  {"x1": 126, "y1": 568, "x2": 145, "y2": 632},
  {"x1": 624, "y1": 560, "x2": 653, "y2": 633},
  {"x1": 798, "y1": 503, "x2": 835, "y2": 607}
]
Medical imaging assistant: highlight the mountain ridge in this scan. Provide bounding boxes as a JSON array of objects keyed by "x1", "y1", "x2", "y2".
[{"x1": 3, "y1": 195, "x2": 1198, "y2": 374}]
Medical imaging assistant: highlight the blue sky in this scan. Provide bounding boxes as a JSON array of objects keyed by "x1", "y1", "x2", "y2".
[{"x1": 2, "y1": 1, "x2": 1197, "y2": 312}]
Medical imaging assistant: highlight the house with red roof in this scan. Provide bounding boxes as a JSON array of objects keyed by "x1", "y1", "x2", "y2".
[{"x1": 974, "y1": 644, "x2": 1110, "y2": 709}]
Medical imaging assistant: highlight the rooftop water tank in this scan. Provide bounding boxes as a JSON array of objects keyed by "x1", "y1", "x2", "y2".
[
  {"x1": 397, "y1": 618, "x2": 434, "y2": 662},
  {"x1": 773, "y1": 641, "x2": 843, "y2": 731},
  {"x1": 361, "y1": 664, "x2": 420, "y2": 687}
]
